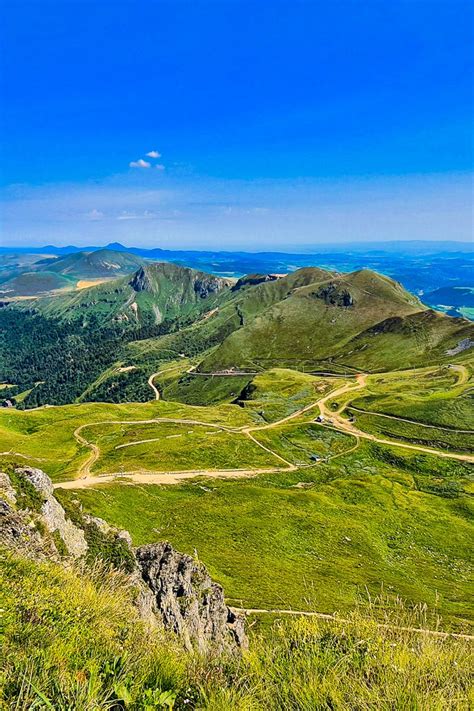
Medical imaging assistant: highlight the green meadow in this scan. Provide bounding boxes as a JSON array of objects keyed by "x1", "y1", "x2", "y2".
[
  {"x1": 56, "y1": 441, "x2": 473, "y2": 629},
  {"x1": 2, "y1": 360, "x2": 473, "y2": 630},
  {"x1": 86, "y1": 421, "x2": 278, "y2": 474},
  {"x1": 0, "y1": 399, "x2": 257, "y2": 481}
]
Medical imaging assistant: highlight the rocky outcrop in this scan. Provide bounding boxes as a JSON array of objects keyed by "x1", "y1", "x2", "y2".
[
  {"x1": 0, "y1": 499, "x2": 57, "y2": 560},
  {"x1": 0, "y1": 472, "x2": 16, "y2": 507},
  {"x1": 136, "y1": 542, "x2": 247, "y2": 653},
  {"x1": 312, "y1": 283, "x2": 354, "y2": 307},
  {"x1": 19, "y1": 467, "x2": 88, "y2": 558},
  {"x1": 0, "y1": 468, "x2": 87, "y2": 560},
  {"x1": 129, "y1": 266, "x2": 155, "y2": 293},
  {"x1": 193, "y1": 276, "x2": 228, "y2": 299},
  {"x1": 1, "y1": 466, "x2": 247, "y2": 654},
  {"x1": 231, "y1": 273, "x2": 282, "y2": 291}
]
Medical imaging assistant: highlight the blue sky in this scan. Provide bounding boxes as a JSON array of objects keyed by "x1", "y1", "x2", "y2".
[{"x1": 1, "y1": 0, "x2": 472, "y2": 249}]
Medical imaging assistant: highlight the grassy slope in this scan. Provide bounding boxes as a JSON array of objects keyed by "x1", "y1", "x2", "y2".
[
  {"x1": 1, "y1": 355, "x2": 473, "y2": 633},
  {"x1": 124, "y1": 267, "x2": 336, "y2": 368},
  {"x1": 2, "y1": 552, "x2": 471, "y2": 709},
  {"x1": 56, "y1": 441, "x2": 474, "y2": 628},
  {"x1": 334, "y1": 310, "x2": 474, "y2": 372},
  {"x1": 0, "y1": 370, "x2": 345, "y2": 480},
  {"x1": 233, "y1": 368, "x2": 337, "y2": 422},
  {"x1": 199, "y1": 270, "x2": 424, "y2": 372},
  {"x1": 0, "y1": 271, "x2": 76, "y2": 296},
  {"x1": 351, "y1": 363, "x2": 474, "y2": 429},
  {"x1": 350, "y1": 411, "x2": 474, "y2": 453},
  {"x1": 15, "y1": 262, "x2": 232, "y2": 326},
  {"x1": 0, "y1": 399, "x2": 257, "y2": 481},
  {"x1": 41, "y1": 248, "x2": 144, "y2": 277},
  {"x1": 87, "y1": 421, "x2": 278, "y2": 475}
]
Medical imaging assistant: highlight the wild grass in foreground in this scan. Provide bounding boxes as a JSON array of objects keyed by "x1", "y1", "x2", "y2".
[{"x1": 1, "y1": 550, "x2": 472, "y2": 710}]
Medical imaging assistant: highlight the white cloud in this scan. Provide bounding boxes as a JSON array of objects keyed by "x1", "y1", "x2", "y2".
[
  {"x1": 155, "y1": 164, "x2": 165, "y2": 171},
  {"x1": 146, "y1": 150, "x2": 161, "y2": 158},
  {"x1": 129, "y1": 159, "x2": 151, "y2": 168},
  {"x1": 117, "y1": 209, "x2": 156, "y2": 221},
  {"x1": 86, "y1": 208, "x2": 104, "y2": 220}
]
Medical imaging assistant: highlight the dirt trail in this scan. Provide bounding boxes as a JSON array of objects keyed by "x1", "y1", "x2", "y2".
[
  {"x1": 147, "y1": 373, "x2": 161, "y2": 400},
  {"x1": 66, "y1": 379, "x2": 359, "y2": 486},
  {"x1": 72, "y1": 418, "x2": 237, "y2": 477},
  {"x1": 56, "y1": 371, "x2": 473, "y2": 490},
  {"x1": 148, "y1": 364, "x2": 183, "y2": 401},
  {"x1": 73, "y1": 425, "x2": 100, "y2": 477},
  {"x1": 231, "y1": 607, "x2": 474, "y2": 641},
  {"x1": 348, "y1": 406, "x2": 474, "y2": 434},
  {"x1": 0, "y1": 451, "x2": 45, "y2": 462},
  {"x1": 318, "y1": 378, "x2": 474, "y2": 463},
  {"x1": 244, "y1": 377, "x2": 364, "y2": 434},
  {"x1": 54, "y1": 466, "x2": 285, "y2": 490},
  {"x1": 451, "y1": 363, "x2": 469, "y2": 387}
]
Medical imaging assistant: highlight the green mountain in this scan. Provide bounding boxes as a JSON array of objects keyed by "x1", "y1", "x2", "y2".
[
  {"x1": 22, "y1": 261, "x2": 234, "y2": 326},
  {"x1": 0, "y1": 270, "x2": 75, "y2": 297},
  {"x1": 2, "y1": 263, "x2": 473, "y2": 409},
  {"x1": 123, "y1": 267, "x2": 474, "y2": 405},
  {"x1": 35, "y1": 248, "x2": 145, "y2": 278},
  {"x1": 0, "y1": 249, "x2": 145, "y2": 297},
  {"x1": 199, "y1": 269, "x2": 425, "y2": 372}
]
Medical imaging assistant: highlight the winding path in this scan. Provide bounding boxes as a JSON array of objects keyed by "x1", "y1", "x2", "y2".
[
  {"x1": 54, "y1": 372, "x2": 474, "y2": 490},
  {"x1": 230, "y1": 607, "x2": 474, "y2": 641},
  {"x1": 318, "y1": 378, "x2": 474, "y2": 463},
  {"x1": 148, "y1": 372, "x2": 161, "y2": 401},
  {"x1": 148, "y1": 364, "x2": 187, "y2": 401},
  {"x1": 347, "y1": 406, "x2": 474, "y2": 434}
]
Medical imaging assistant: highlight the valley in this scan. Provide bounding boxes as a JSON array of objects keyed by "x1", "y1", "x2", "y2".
[
  {"x1": 1, "y1": 256, "x2": 473, "y2": 631},
  {"x1": 1, "y1": 357, "x2": 473, "y2": 628},
  {"x1": 3, "y1": 5, "x2": 473, "y2": 705}
]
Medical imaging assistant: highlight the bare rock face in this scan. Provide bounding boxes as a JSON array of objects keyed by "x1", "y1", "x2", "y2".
[
  {"x1": 1, "y1": 466, "x2": 247, "y2": 653},
  {"x1": 312, "y1": 283, "x2": 354, "y2": 307},
  {"x1": 0, "y1": 472, "x2": 17, "y2": 507},
  {"x1": 231, "y1": 273, "x2": 281, "y2": 291},
  {"x1": 17, "y1": 467, "x2": 88, "y2": 559},
  {"x1": 129, "y1": 266, "x2": 154, "y2": 293},
  {"x1": 0, "y1": 499, "x2": 57, "y2": 560},
  {"x1": 136, "y1": 541, "x2": 247, "y2": 653},
  {"x1": 193, "y1": 276, "x2": 227, "y2": 299}
]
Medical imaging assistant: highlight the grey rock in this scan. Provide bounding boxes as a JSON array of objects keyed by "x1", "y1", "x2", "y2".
[
  {"x1": 446, "y1": 338, "x2": 473, "y2": 356},
  {"x1": 193, "y1": 277, "x2": 227, "y2": 299},
  {"x1": 0, "y1": 498, "x2": 57, "y2": 560},
  {"x1": 136, "y1": 541, "x2": 247, "y2": 653},
  {"x1": 0, "y1": 472, "x2": 17, "y2": 506},
  {"x1": 18, "y1": 467, "x2": 88, "y2": 559}
]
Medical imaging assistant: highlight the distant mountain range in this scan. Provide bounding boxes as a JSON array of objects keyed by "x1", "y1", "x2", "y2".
[
  {"x1": 2, "y1": 258, "x2": 472, "y2": 409},
  {"x1": 1, "y1": 242, "x2": 473, "y2": 317},
  {"x1": 0, "y1": 249, "x2": 145, "y2": 297},
  {"x1": 1, "y1": 240, "x2": 472, "y2": 257}
]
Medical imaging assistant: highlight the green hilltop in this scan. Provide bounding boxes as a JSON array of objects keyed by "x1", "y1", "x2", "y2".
[
  {"x1": 39, "y1": 248, "x2": 145, "y2": 278},
  {"x1": 0, "y1": 249, "x2": 145, "y2": 297},
  {"x1": 14, "y1": 261, "x2": 234, "y2": 326},
  {"x1": 1, "y1": 260, "x2": 473, "y2": 409}
]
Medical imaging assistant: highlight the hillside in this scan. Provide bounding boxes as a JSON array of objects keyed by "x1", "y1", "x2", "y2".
[
  {"x1": 38, "y1": 248, "x2": 145, "y2": 278},
  {"x1": 2, "y1": 263, "x2": 473, "y2": 409},
  {"x1": 0, "y1": 249, "x2": 145, "y2": 297},
  {"x1": 2, "y1": 465, "x2": 471, "y2": 709},
  {"x1": 18, "y1": 261, "x2": 234, "y2": 327},
  {"x1": 198, "y1": 269, "x2": 424, "y2": 372},
  {"x1": 333, "y1": 309, "x2": 474, "y2": 371},
  {"x1": 0, "y1": 270, "x2": 75, "y2": 297}
]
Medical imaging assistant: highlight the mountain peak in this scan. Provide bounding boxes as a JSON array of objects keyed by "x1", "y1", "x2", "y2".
[{"x1": 104, "y1": 242, "x2": 128, "y2": 251}]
